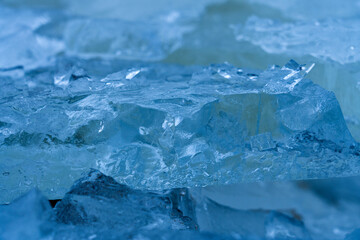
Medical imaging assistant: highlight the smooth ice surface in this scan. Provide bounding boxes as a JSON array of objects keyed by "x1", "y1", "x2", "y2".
[{"x1": 1, "y1": 58, "x2": 359, "y2": 203}]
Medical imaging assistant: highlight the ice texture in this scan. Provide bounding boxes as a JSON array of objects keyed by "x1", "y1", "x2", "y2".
[
  {"x1": 232, "y1": 16, "x2": 360, "y2": 141},
  {"x1": 0, "y1": 0, "x2": 224, "y2": 66},
  {"x1": 199, "y1": 176, "x2": 360, "y2": 240},
  {"x1": 5, "y1": 169, "x2": 360, "y2": 239},
  {"x1": 54, "y1": 169, "x2": 197, "y2": 231},
  {"x1": 345, "y1": 229, "x2": 360, "y2": 240},
  {"x1": 1, "y1": 58, "x2": 359, "y2": 203},
  {"x1": 0, "y1": 189, "x2": 54, "y2": 239},
  {"x1": 0, "y1": 170, "x2": 241, "y2": 239},
  {"x1": 1, "y1": 169, "x2": 328, "y2": 240},
  {"x1": 192, "y1": 194, "x2": 312, "y2": 239},
  {"x1": 156, "y1": 0, "x2": 360, "y2": 141},
  {"x1": 228, "y1": 4, "x2": 360, "y2": 141},
  {"x1": 64, "y1": 18, "x2": 188, "y2": 61},
  {"x1": 1, "y1": 0, "x2": 360, "y2": 239},
  {"x1": 235, "y1": 16, "x2": 360, "y2": 66},
  {"x1": 0, "y1": 6, "x2": 64, "y2": 70},
  {"x1": 243, "y1": 0, "x2": 360, "y2": 20}
]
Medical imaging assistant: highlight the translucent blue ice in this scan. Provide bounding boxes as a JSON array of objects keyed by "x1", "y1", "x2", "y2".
[
  {"x1": 0, "y1": 169, "x2": 317, "y2": 240},
  {"x1": 1, "y1": 58, "x2": 359, "y2": 203}
]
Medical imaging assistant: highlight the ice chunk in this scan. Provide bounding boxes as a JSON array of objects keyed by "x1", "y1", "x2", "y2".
[
  {"x1": 199, "y1": 176, "x2": 360, "y2": 240},
  {"x1": 0, "y1": 0, "x2": 225, "y2": 65},
  {"x1": 0, "y1": 59, "x2": 359, "y2": 203},
  {"x1": 2, "y1": 170, "x2": 360, "y2": 239},
  {"x1": 54, "y1": 169, "x2": 197, "y2": 232},
  {"x1": 191, "y1": 190, "x2": 311, "y2": 239},
  {"x1": 0, "y1": 189, "x2": 54, "y2": 240},
  {"x1": 0, "y1": 170, "x2": 238, "y2": 239},
  {"x1": 232, "y1": 15, "x2": 360, "y2": 141}
]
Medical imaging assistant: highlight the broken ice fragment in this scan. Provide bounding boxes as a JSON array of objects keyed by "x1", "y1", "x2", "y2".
[
  {"x1": 55, "y1": 169, "x2": 197, "y2": 232},
  {"x1": 0, "y1": 189, "x2": 54, "y2": 240},
  {"x1": 191, "y1": 192, "x2": 311, "y2": 239}
]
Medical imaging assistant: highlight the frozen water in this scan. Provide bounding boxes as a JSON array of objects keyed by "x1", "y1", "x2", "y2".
[
  {"x1": 159, "y1": 0, "x2": 360, "y2": 141},
  {"x1": 0, "y1": 170, "x2": 243, "y2": 239},
  {"x1": 1, "y1": 1, "x2": 360, "y2": 239},
  {"x1": 0, "y1": 189, "x2": 54, "y2": 239},
  {"x1": 4, "y1": 169, "x2": 360, "y2": 239},
  {"x1": 191, "y1": 193, "x2": 312, "y2": 239},
  {"x1": 345, "y1": 229, "x2": 360, "y2": 240},
  {"x1": 0, "y1": 169, "x2": 329, "y2": 240},
  {"x1": 199, "y1": 176, "x2": 360, "y2": 240},
  {"x1": 1, "y1": 58, "x2": 359, "y2": 203},
  {"x1": 243, "y1": 0, "x2": 360, "y2": 20},
  {"x1": 0, "y1": 0, "x2": 224, "y2": 64},
  {"x1": 0, "y1": 6, "x2": 64, "y2": 70},
  {"x1": 1, "y1": 0, "x2": 360, "y2": 141},
  {"x1": 235, "y1": 16, "x2": 360, "y2": 65},
  {"x1": 231, "y1": 15, "x2": 360, "y2": 141},
  {"x1": 54, "y1": 169, "x2": 196, "y2": 231},
  {"x1": 63, "y1": 16, "x2": 190, "y2": 61}
]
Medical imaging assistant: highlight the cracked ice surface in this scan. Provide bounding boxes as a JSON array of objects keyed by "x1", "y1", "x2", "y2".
[{"x1": 1, "y1": 58, "x2": 359, "y2": 203}]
